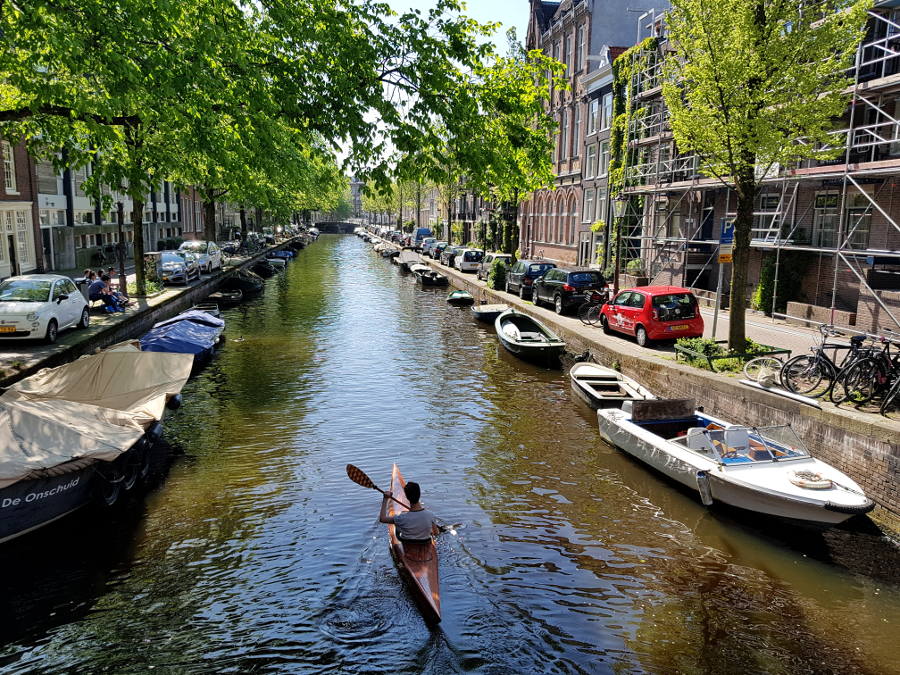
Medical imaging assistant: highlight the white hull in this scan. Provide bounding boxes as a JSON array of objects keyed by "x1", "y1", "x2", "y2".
[
  {"x1": 569, "y1": 363, "x2": 655, "y2": 409},
  {"x1": 596, "y1": 407, "x2": 873, "y2": 525}
]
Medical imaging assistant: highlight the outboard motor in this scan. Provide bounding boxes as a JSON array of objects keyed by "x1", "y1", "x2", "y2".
[{"x1": 147, "y1": 421, "x2": 164, "y2": 441}]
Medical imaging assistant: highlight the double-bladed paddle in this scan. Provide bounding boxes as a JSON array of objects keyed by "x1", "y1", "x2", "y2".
[{"x1": 346, "y1": 464, "x2": 410, "y2": 509}]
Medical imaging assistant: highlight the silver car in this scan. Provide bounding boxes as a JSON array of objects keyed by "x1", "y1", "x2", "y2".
[
  {"x1": 160, "y1": 250, "x2": 201, "y2": 285},
  {"x1": 179, "y1": 240, "x2": 223, "y2": 273}
]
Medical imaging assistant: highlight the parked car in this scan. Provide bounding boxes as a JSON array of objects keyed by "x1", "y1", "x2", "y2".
[
  {"x1": 477, "y1": 252, "x2": 514, "y2": 281},
  {"x1": 179, "y1": 240, "x2": 223, "y2": 273},
  {"x1": 440, "y1": 246, "x2": 463, "y2": 267},
  {"x1": 599, "y1": 286, "x2": 704, "y2": 347},
  {"x1": 454, "y1": 248, "x2": 484, "y2": 273},
  {"x1": 420, "y1": 237, "x2": 437, "y2": 255},
  {"x1": 160, "y1": 250, "x2": 201, "y2": 285},
  {"x1": 0, "y1": 275, "x2": 89, "y2": 343},
  {"x1": 505, "y1": 259, "x2": 557, "y2": 299},
  {"x1": 532, "y1": 267, "x2": 607, "y2": 315},
  {"x1": 412, "y1": 228, "x2": 434, "y2": 246},
  {"x1": 430, "y1": 241, "x2": 449, "y2": 259}
]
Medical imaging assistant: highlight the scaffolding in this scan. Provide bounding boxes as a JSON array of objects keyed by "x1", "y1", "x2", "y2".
[{"x1": 620, "y1": 7, "x2": 900, "y2": 333}]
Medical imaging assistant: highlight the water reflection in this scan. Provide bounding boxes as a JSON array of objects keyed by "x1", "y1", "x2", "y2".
[{"x1": 0, "y1": 235, "x2": 898, "y2": 673}]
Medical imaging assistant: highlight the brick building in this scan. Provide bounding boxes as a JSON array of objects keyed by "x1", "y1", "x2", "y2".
[{"x1": 0, "y1": 140, "x2": 41, "y2": 278}]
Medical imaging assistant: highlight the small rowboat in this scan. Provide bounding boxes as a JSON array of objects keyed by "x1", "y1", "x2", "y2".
[
  {"x1": 495, "y1": 309, "x2": 565, "y2": 362},
  {"x1": 206, "y1": 289, "x2": 243, "y2": 306},
  {"x1": 414, "y1": 267, "x2": 448, "y2": 286},
  {"x1": 569, "y1": 362, "x2": 655, "y2": 409},
  {"x1": 471, "y1": 303, "x2": 509, "y2": 322},
  {"x1": 446, "y1": 289, "x2": 475, "y2": 306},
  {"x1": 387, "y1": 464, "x2": 441, "y2": 623}
]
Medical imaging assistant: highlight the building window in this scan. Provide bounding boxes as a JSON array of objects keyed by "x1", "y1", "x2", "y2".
[
  {"x1": 559, "y1": 109, "x2": 568, "y2": 161},
  {"x1": 599, "y1": 142, "x2": 610, "y2": 176},
  {"x1": 588, "y1": 99, "x2": 599, "y2": 135},
  {"x1": 845, "y1": 193, "x2": 872, "y2": 249},
  {"x1": 39, "y1": 209, "x2": 50, "y2": 226},
  {"x1": 573, "y1": 104, "x2": 581, "y2": 158},
  {"x1": 4, "y1": 210, "x2": 12, "y2": 231},
  {"x1": 586, "y1": 144, "x2": 597, "y2": 178},
  {"x1": 564, "y1": 34, "x2": 572, "y2": 70},
  {"x1": 812, "y1": 192, "x2": 839, "y2": 247},
  {"x1": 576, "y1": 25, "x2": 585, "y2": 71},
  {"x1": 601, "y1": 93, "x2": 613, "y2": 131},
  {"x1": 2, "y1": 142, "x2": 16, "y2": 193},
  {"x1": 583, "y1": 188, "x2": 595, "y2": 223},
  {"x1": 597, "y1": 188, "x2": 608, "y2": 225},
  {"x1": 17, "y1": 230, "x2": 28, "y2": 263}
]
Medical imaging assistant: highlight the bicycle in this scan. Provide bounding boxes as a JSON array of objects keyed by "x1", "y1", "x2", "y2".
[
  {"x1": 578, "y1": 289, "x2": 610, "y2": 326},
  {"x1": 879, "y1": 370, "x2": 900, "y2": 420},
  {"x1": 743, "y1": 355, "x2": 786, "y2": 386},
  {"x1": 830, "y1": 330, "x2": 900, "y2": 406},
  {"x1": 780, "y1": 325, "x2": 870, "y2": 398}
]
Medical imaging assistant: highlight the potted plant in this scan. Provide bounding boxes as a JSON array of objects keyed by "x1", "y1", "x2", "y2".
[{"x1": 623, "y1": 258, "x2": 649, "y2": 287}]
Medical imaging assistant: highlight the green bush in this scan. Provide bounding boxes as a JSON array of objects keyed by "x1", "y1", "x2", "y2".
[
  {"x1": 127, "y1": 279, "x2": 163, "y2": 296},
  {"x1": 751, "y1": 251, "x2": 811, "y2": 315},
  {"x1": 487, "y1": 259, "x2": 508, "y2": 290},
  {"x1": 625, "y1": 258, "x2": 645, "y2": 275},
  {"x1": 676, "y1": 337, "x2": 771, "y2": 372}
]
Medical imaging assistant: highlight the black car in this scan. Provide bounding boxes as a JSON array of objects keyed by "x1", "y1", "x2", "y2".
[
  {"x1": 440, "y1": 246, "x2": 462, "y2": 267},
  {"x1": 532, "y1": 267, "x2": 607, "y2": 314},
  {"x1": 505, "y1": 259, "x2": 557, "y2": 299}
]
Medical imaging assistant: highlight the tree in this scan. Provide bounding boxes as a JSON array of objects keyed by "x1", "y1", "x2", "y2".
[{"x1": 661, "y1": 0, "x2": 870, "y2": 349}]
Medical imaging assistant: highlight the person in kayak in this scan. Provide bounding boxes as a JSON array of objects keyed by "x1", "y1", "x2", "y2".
[{"x1": 379, "y1": 481, "x2": 439, "y2": 543}]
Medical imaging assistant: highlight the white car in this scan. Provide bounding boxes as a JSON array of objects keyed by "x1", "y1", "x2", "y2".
[
  {"x1": 477, "y1": 252, "x2": 514, "y2": 281},
  {"x1": 0, "y1": 275, "x2": 89, "y2": 343},
  {"x1": 454, "y1": 248, "x2": 484, "y2": 273},
  {"x1": 179, "y1": 240, "x2": 223, "y2": 273}
]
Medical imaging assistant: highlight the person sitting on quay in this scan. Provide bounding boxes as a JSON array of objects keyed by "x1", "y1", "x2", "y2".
[
  {"x1": 106, "y1": 266, "x2": 131, "y2": 306},
  {"x1": 88, "y1": 274, "x2": 124, "y2": 313}
]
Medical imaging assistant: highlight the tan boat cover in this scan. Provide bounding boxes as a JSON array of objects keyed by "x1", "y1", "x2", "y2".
[
  {"x1": 0, "y1": 398, "x2": 146, "y2": 488},
  {"x1": 0, "y1": 348, "x2": 193, "y2": 488},
  {"x1": 4, "y1": 348, "x2": 193, "y2": 428}
]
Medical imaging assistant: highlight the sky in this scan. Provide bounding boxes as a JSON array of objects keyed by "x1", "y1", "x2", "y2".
[{"x1": 384, "y1": 0, "x2": 528, "y2": 54}]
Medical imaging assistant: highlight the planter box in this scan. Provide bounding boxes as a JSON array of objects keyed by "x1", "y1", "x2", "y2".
[{"x1": 622, "y1": 273, "x2": 649, "y2": 288}]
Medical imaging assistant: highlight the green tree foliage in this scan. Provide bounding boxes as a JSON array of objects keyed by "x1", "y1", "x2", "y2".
[{"x1": 661, "y1": 0, "x2": 870, "y2": 349}]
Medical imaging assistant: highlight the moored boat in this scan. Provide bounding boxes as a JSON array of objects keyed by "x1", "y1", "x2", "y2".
[
  {"x1": 398, "y1": 250, "x2": 420, "y2": 272},
  {"x1": 140, "y1": 310, "x2": 225, "y2": 362},
  {"x1": 387, "y1": 464, "x2": 441, "y2": 623},
  {"x1": 0, "y1": 347, "x2": 192, "y2": 543},
  {"x1": 471, "y1": 303, "x2": 509, "y2": 322},
  {"x1": 446, "y1": 289, "x2": 475, "y2": 306},
  {"x1": 206, "y1": 288, "x2": 243, "y2": 307},
  {"x1": 596, "y1": 398, "x2": 875, "y2": 525},
  {"x1": 494, "y1": 309, "x2": 565, "y2": 362},
  {"x1": 569, "y1": 362, "x2": 655, "y2": 409}
]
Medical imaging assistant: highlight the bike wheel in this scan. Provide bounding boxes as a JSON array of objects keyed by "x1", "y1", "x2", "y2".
[
  {"x1": 780, "y1": 355, "x2": 834, "y2": 397},
  {"x1": 578, "y1": 302, "x2": 595, "y2": 325},
  {"x1": 880, "y1": 376, "x2": 900, "y2": 421},
  {"x1": 743, "y1": 357, "x2": 783, "y2": 385},
  {"x1": 585, "y1": 304, "x2": 604, "y2": 326},
  {"x1": 831, "y1": 359, "x2": 878, "y2": 405}
]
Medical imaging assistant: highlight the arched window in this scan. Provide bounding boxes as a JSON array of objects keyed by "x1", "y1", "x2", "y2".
[{"x1": 569, "y1": 194, "x2": 579, "y2": 245}]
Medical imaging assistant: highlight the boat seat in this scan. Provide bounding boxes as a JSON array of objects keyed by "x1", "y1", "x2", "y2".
[
  {"x1": 518, "y1": 331, "x2": 546, "y2": 342},
  {"x1": 685, "y1": 427, "x2": 716, "y2": 456}
]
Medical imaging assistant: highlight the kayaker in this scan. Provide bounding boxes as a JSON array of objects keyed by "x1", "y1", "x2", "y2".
[{"x1": 379, "y1": 482, "x2": 439, "y2": 542}]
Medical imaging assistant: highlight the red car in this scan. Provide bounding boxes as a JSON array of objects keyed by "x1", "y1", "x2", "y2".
[{"x1": 599, "y1": 286, "x2": 704, "y2": 347}]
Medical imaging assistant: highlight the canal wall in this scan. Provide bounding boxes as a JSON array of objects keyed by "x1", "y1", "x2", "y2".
[
  {"x1": 424, "y1": 257, "x2": 900, "y2": 526},
  {"x1": 0, "y1": 238, "x2": 306, "y2": 389}
]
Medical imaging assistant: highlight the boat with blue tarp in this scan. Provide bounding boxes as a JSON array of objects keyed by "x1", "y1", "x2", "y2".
[{"x1": 140, "y1": 310, "x2": 225, "y2": 362}]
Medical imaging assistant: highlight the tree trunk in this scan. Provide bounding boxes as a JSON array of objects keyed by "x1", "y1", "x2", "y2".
[
  {"x1": 240, "y1": 206, "x2": 247, "y2": 241},
  {"x1": 132, "y1": 197, "x2": 146, "y2": 296},
  {"x1": 502, "y1": 198, "x2": 519, "y2": 255},
  {"x1": 203, "y1": 191, "x2": 216, "y2": 242},
  {"x1": 728, "y1": 179, "x2": 756, "y2": 351}
]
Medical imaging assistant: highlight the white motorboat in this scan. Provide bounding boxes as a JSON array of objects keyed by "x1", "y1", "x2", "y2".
[
  {"x1": 596, "y1": 398, "x2": 874, "y2": 525},
  {"x1": 569, "y1": 362, "x2": 655, "y2": 409}
]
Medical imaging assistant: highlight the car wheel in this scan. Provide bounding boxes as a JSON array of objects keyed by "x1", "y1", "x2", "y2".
[
  {"x1": 77, "y1": 308, "x2": 90, "y2": 329},
  {"x1": 554, "y1": 294, "x2": 564, "y2": 315},
  {"x1": 635, "y1": 325, "x2": 651, "y2": 347},
  {"x1": 600, "y1": 314, "x2": 612, "y2": 334},
  {"x1": 44, "y1": 319, "x2": 58, "y2": 344}
]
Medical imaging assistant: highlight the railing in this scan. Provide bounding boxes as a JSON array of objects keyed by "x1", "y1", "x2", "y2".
[
  {"x1": 625, "y1": 154, "x2": 699, "y2": 185},
  {"x1": 629, "y1": 109, "x2": 669, "y2": 141}
]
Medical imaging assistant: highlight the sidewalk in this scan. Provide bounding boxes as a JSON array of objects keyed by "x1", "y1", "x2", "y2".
[{"x1": 700, "y1": 306, "x2": 822, "y2": 357}]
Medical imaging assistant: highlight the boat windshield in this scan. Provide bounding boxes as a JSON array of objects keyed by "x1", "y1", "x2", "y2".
[{"x1": 674, "y1": 424, "x2": 810, "y2": 464}]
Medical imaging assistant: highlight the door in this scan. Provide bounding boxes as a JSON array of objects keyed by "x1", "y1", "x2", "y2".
[
  {"x1": 7, "y1": 234, "x2": 18, "y2": 277},
  {"x1": 621, "y1": 292, "x2": 647, "y2": 334},
  {"x1": 50, "y1": 281, "x2": 72, "y2": 327},
  {"x1": 63, "y1": 279, "x2": 83, "y2": 326}
]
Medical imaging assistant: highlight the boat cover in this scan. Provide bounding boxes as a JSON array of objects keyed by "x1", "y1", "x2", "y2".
[
  {"x1": 140, "y1": 313, "x2": 224, "y2": 355},
  {"x1": 5, "y1": 347, "x2": 193, "y2": 427},
  {"x1": 152, "y1": 310, "x2": 224, "y2": 329},
  {"x1": 399, "y1": 250, "x2": 420, "y2": 266},
  {"x1": 0, "y1": 398, "x2": 147, "y2": 488}
]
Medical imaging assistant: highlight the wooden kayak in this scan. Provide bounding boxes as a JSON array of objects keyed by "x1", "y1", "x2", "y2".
[{"x1": 387, "y1": 464, "x2": 441, "y2": 623}]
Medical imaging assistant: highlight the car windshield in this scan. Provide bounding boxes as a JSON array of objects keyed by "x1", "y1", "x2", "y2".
[
  {"x1": 569, "y1": 272, "x2": 602, "y2": 285},
  {"x1": 181, "y1": 242, "x2": 206, "y2": 253},
  {"x1": 463, "y1": 251, "x2": 483, "y2": 262},
  {"x1": 529, "y1": 264, "x2": 553, "y2": 273},
  {"x1": 0, "y1": 279, "x2": 52, "y2": 302},
  {"x1": 161, "y1": 253, "x2": 185, "y2": 263}
]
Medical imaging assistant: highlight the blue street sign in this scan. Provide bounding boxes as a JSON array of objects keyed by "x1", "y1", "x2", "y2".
[{"x1": 720, "y1": 219, "x2": 735, "y2": 245}]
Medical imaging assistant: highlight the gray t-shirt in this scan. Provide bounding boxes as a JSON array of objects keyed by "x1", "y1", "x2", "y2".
[{"x1": 394, "y1": 508, "x2": 435, "y2": 540}]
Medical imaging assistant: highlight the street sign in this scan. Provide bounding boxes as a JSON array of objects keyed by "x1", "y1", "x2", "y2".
[
  {"x1": 719, "y1": 219, "x2": 735, "y2": 245},
  {"x1": 718, "y1": 243, "x2": 733, "y2": 264}
]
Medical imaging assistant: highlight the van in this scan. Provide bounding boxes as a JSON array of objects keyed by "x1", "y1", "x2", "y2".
[{"x1": 412, "y1": 228, "x2": 433, "y2": 246}]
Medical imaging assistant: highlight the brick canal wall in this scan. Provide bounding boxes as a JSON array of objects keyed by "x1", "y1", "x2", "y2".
[
  {"x1": 0, "y1": 238, "x2": 305, "y2": 389},
  {"x1": 426, "y1": 258, "x2": 900, "y2": 525}
]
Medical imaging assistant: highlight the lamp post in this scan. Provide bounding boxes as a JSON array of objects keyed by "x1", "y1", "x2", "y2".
[{"x1": 612, "y1": 193, "x2": 628, "y2": 296}]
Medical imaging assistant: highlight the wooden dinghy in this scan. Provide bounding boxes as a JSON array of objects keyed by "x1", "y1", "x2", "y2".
[
  {"x1": 494, "y1": 309, "x2": 565, "y2": 362},
  {"x1": 569, "y1": 362, "x2": 655, "y2": 409},
  {"x1": 414, "y1": 267, "x2": 448, "y2": 286},
  {"x1": 471, "y1": 303, "x2": 509, "y2": 322},
  {"x1": 387, "y1": 464, "x2": 441, "y2": 623},
  {"x1": 446, "y1": 289, "x2": 475, "y2": 306}
]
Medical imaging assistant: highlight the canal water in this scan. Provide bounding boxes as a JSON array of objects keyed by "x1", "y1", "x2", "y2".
[{"x1": 1, "y1": 234, "x2": 899, "y2": 673}]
